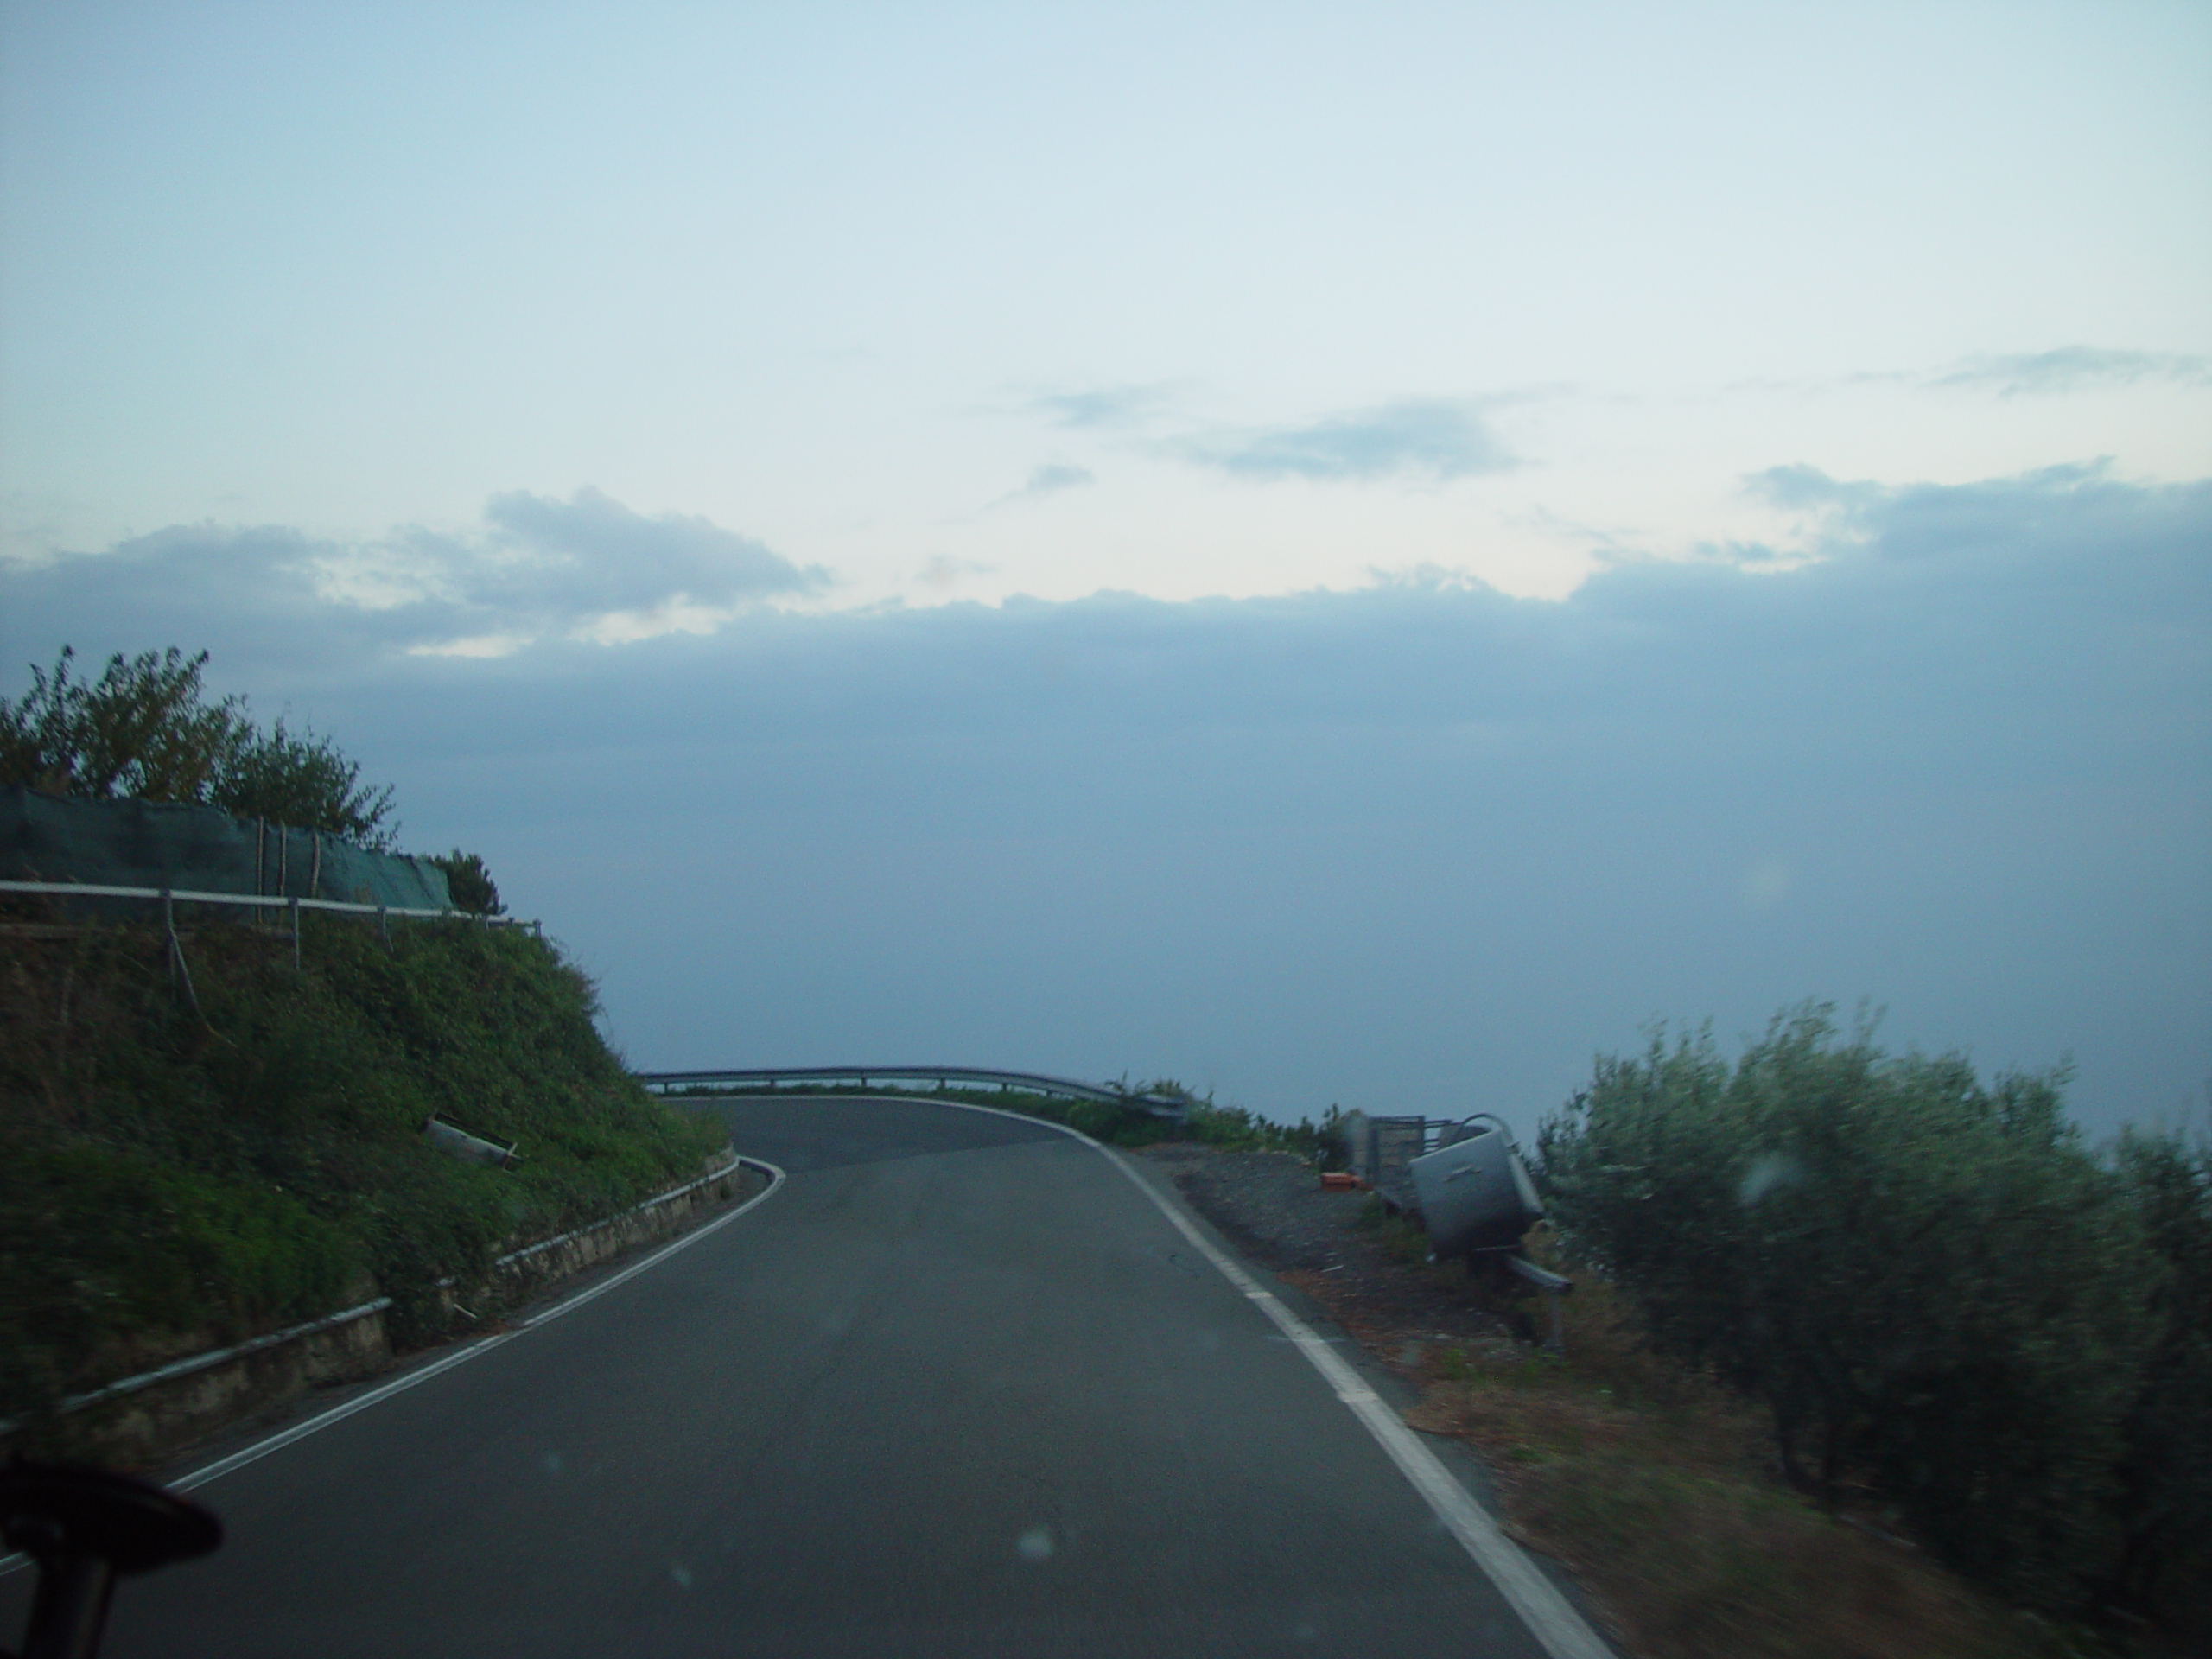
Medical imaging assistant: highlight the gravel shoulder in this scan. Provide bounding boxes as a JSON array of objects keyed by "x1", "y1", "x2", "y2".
[{"x1": 1134, "y1": 1144, "x2": 1527, "y2": 1376}]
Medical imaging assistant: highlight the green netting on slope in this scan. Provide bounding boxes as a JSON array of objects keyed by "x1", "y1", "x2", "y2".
[{"x1": 1, "y1": 786, "x2": 452, "y2": 911}]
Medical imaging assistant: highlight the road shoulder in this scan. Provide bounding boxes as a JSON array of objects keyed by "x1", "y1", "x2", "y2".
[{"x1": 1116, "y1": 1144, "x2": 1621, "y2": 1659}]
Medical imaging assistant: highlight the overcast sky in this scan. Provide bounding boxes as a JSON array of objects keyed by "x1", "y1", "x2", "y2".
[{"x1": 3, "y1": 3, "x2": 2208, "y2": 1140}]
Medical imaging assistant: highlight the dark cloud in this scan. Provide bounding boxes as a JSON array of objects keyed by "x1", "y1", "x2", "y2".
[
  {"x1": 0, "y1": 523, "x2": 396, "y2": 683},
  {"x1": 0, "y1": 490, "x2": 823, "y2": 673},
  {"x1": 3, "y1": 467, "x2": 2203, "y2": 1142},
  {"x1": 1929, "y1": 346, "x2": 2211, "y2": 397},
  {"x1": 1173, "y1": 399, "x2": 1513, "y2": 482},
  {"x1": 480, "y1": 487, "x2": 822, "y2": 614}
]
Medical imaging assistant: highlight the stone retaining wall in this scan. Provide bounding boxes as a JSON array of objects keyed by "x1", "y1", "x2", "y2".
[{"x1": 37, "y1": 1154, "x2": 766, "y2": 1470}]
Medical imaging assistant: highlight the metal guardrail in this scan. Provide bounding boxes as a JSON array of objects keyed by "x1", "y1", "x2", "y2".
[
  {"x1": 0, "y1": 878, "x2": 536, "y2": 929},
  {"x1": 0, "y1": 877, "x2": 538, "y2": 1007},
  {"x1": 1508, "y1": 1255, "x2": 1574, "y2": 1357},
  {"x1": 639, "y1": 1065, "x2": 1189, "y2": 1120}
]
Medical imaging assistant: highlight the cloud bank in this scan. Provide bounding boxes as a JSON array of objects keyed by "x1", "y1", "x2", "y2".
[
  {"x1": 2, "y1": 489, "x2": 823, "y2": 665},
  {"x1": 480, "y1": 488, "x2": 820, "y2": 615},
  {"x1": 3, "y1": 467, "x2": 2204, "y2": 1141}
]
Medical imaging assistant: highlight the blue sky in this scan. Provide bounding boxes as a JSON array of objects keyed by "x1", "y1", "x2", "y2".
[{"x1": 3, "y1": 3, "x2": 2208, "y2": 1137}]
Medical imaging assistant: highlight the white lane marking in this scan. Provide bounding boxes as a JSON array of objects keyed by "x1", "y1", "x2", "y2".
[
  {"x1": 1100, "y1": 1155, "x2": 1613, "y2": 1659},
  {"x1": 873, "y1": 1096, "x2": 1614, "y2": 1659},
  {"x1": 0, "y1": 1158, "x2": 787, "y2": 1579},
  {"x1": 175, "y1": 1157, "x2": 786, "y2": 1493}
]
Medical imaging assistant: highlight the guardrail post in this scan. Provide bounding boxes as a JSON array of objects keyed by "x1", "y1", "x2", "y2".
[
  {"x1": 161, "y1": 888, "x2": 203, "y2": 1018},
  {"x1": 290, "y1": 896, "x2": 302, "y2": 973},
  {"x1": 1505, "y1": 1255, "x2": 1573, "y2": 1359}
]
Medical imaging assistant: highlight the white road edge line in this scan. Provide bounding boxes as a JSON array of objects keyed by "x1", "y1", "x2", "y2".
[
  {"x1": 174, "y1": 1157, "x2": 787, "y2": 1493},
  {"x1": 0, "y1": 1158, "x2": 787, "y2": 1580},
  {"x1": 901, "y1": 1095, "x2": 1615, "y2": 1659}
]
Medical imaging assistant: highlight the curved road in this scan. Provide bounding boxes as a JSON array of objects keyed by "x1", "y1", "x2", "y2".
[{"x1": 10, "y1": 1097, "x2": 1594, "y2": 1658}]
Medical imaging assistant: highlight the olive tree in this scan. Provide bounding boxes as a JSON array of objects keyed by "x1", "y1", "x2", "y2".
[
  {"x1": 1538, "y1": 1004, "x2": 2153, "y2": 1607},
  {"x1": 2105, "y1": 1127, "x2": 2212, "y2": 1618}
]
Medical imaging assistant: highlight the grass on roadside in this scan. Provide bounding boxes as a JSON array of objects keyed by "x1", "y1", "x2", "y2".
[{"x1": 1351, "y1": 1190, "x2": 1435, "y2": 1264}]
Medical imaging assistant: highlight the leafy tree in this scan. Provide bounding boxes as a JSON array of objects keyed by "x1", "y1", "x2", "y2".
[
  {"x1": 1537, "y1": 1004, "x2": 2154, "y2": 1608},
  {"x1": 428, "y1": 850, "x2": 505, "y2": 917},
  {"x1": 213, "y1": 718, "x2": 396, "y2": 849},
  {"x1": 0, "y1": 645, "x2": 248, "y2": 802},
  {"x1": 0, "y1": 646, "x2": 397, "y2": 849}
]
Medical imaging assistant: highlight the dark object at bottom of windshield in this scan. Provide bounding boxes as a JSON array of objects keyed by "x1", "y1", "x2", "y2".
[{"x1": 0, "y1": 1460, "x2": 223, "y2": 1659}]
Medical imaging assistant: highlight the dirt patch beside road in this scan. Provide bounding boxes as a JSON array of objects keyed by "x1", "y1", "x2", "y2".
[{"x1": 1137, "y1": 1144, "x2": 1525, "y2": 1379}]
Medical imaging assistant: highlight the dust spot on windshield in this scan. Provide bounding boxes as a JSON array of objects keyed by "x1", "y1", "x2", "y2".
[{"x1": 1738, "y1": 1152, "x2": 1804, "y2": 1205}]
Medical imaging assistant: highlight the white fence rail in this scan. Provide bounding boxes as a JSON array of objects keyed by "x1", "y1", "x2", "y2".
[
  {"x1": 0, "y1": 877, "x2": 534, "y2": 928},
  {"x1": 0, "y1": 877, "x2": 537, "y2": 1005}
]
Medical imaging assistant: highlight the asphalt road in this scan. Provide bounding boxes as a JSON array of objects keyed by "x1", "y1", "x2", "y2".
[{"x1": 8, "y1": 1097, "x2": 1573, "y2": 1658}]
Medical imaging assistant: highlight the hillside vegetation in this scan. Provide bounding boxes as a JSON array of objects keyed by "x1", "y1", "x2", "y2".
[
  {"x1": 0, "y1": 906, "x2": 728, "y2": 1428},
  {"x1": 2, "y1": 644, "x2": 728, "y2": 1436}
]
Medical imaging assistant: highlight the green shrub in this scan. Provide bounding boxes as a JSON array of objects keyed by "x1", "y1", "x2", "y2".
[
  {"x1": 1122, "y1": 1080, "x2": 1349, "y2": 1160},
  {"x1": 1536, "y1": 1004, "x2": 2155, "y2": 1609},
  {"x1": 427, "y1": 849, "x2": 505, "y2": 916}
]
